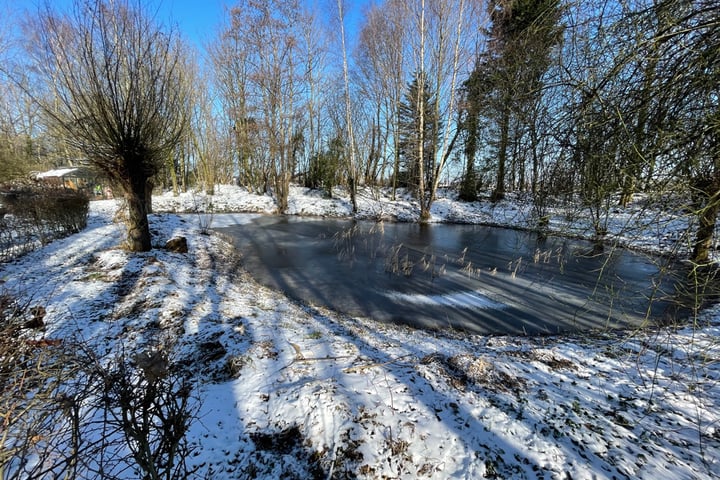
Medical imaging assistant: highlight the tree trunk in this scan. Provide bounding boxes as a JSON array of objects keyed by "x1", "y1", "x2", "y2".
[
  {"x1": 417, "y1": 0, "x2": 428, "y2": 222},
  {"x1": 181, "y1": 143, "x2": 188, "y2": 193},
  {"x1": 336, "y1": 0, "x2": 357, "y2": 214},
  {"x1": 392, "y1": 135, "x2": 400, "y2": 201},
  {"x1": 124, "y1": 173, "x2": 152, "y2": 252},
  {"x1": 145, "y1": 178, "x2": 153, "y2": 214},
  {"x1": 530, "y1": 120, "x2": 540, "y2": 196},
  {"x1": 167, "y1": 150, "x2": 179, "y2": 197},
  {"x1": 460, "y1": 113, "x2": 478, "y2": 202},
  {"x1": 691, "y1": 178, "x2": 720, "y2": 265},
  {"x1": 493, "y1": 107, "x2": 509, "y2": 201}
]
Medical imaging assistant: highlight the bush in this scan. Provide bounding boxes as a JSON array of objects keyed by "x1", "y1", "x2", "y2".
[
  {"x1": 98, "y1": 350, "x2": 199, "y2": 480},
  {"x1": 0, "y1": 291, "x2": 85, "y2": 480},
  {"x1": 0, "y1": 185, "x2": 89, "y2": 260},
  {"x1": 0, "y1": 291, "x2": 199, "y2": 479},
  {"x1": 5, "y1": 185, "x2": 90, "y2": 234}
]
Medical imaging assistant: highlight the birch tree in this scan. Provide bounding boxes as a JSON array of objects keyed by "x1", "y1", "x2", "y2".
[
  {"x1": 355, "y1": 0, "x2": 408, "y2": 195},
  {"x1": 404, "y1": 0, "x2": 477, "y2": 220},
  {"x1": 336, "y1": 0, "x2": 359, "y2": 212},
  {"x1": 299, "y1": 3, "x2": 329, "y2": 180}
]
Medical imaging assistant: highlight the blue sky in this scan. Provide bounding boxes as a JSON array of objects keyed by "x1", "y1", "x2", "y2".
[
  {"x1": 164, "y1": 0, "x2": 373, "y2": 51},
  {"x1": 156, "y1": 0, "x2": 226, "y2": 47},
  {"x1": 9, "y1": 0, "x2": 228, "y2": 47},
  {"x1": 8, "y1": 0, "x2": 371, "y2": 49}
]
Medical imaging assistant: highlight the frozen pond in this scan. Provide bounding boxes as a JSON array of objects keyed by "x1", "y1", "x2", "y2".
[{"x1": 216, "y1": 215, "x2": 684, "y2": 335}]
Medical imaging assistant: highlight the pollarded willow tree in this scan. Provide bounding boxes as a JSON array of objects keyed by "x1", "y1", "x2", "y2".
[{"x1": 27, "y1": 0, "x2": 189, "y2": 251}]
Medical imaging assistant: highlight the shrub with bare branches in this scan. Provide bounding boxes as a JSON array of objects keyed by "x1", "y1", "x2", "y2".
[
  {"x1": 0, "y1": 184, "x2": 89, "y2": 260},
  {"x1": 0, "y1": 291, "x2": 199, "y2": 479}
]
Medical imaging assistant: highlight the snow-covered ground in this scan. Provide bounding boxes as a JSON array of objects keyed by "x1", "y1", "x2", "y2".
[{"x1": 3, "y1": 185, "x2": 719, "y2": 479}]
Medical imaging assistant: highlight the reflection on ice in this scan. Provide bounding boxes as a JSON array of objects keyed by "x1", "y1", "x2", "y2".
[{"x1": 384, "y1": 290, "x2": 507, "y2": 310}]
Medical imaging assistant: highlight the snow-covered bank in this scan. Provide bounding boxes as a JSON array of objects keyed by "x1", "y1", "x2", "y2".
[
  {"x1": 153, "y1": 184, "x2": 695, "y2": 258},
  {"x1": 2, "y1": 188, "x2": 718, "y2": 478}
]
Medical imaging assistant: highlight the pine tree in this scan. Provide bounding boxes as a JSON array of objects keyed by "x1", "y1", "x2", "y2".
[
  {"x1": 459, "y1": 63, "x2": 487, "y2": 202},
  {"x1": 306, "y1": 135, "x2": 342, "y2": 198},
  {"x1": 464, "y1": 0, "x2": 563, "y2": 201}
]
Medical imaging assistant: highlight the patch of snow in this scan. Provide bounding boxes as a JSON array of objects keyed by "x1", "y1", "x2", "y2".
[{"x1": 34, "y1": 167, "x2": 79, "y2": 178}]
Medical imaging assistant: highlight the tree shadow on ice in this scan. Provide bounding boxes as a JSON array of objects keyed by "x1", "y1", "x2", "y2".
[{"x1": 223, "y1": 217, "x2": 688, "y2": 336}]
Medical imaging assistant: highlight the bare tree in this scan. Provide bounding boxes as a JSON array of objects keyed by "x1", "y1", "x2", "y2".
[
  {"x1": 415, "y1": 0, "x2": 428, "y2": 220},
  {"x1": 355, "y1": 0, "x2": 409, "y2": 198},
  {"x1": 210, "y1": 7, "x2": 263, "y2": 193},
  {"x1": 299, "y1": 3, "x2": 330, "y2": 180},
  {"x1": 213, "y1": 0, "x2": 307, "y2": 212},
  {"x1": 648, "y1": 0, "x2": 720, "y2": 265},
  {"x1": 556, "y1": 0, "x2": 720, "y2": 262},
  {"x1": 26, "y1": 0, "x2": 189, "y2": 251},
  {"x1": 404, "y1": 0, "x2": 478, "y2": 220},
  {"x1": 336, "y1": 0, "x2": 359, "y2": 212},
  {"x1": 0, "y1": 77, "x2": 44, "y2": 181},
  {"x1": 187, "y1": 55, "x2": 234, "y2": 195},
  {"x1": 0, "y1": 5, "x2": 50, "y2": 181}
]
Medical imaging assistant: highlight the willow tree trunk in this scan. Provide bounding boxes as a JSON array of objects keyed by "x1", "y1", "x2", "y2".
[
  {"x1": 29, "y1": 2, "x2": 189, "y2": 253},
  {"x1": 124, "y1": 171, "x2": 152, "y2": 252}
]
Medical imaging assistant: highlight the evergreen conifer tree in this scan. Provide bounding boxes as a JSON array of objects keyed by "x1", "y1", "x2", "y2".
[
  {"x1": 397, "y1": 72, "x2": 440, "y2": 198},
  {"x1": 463, "y1": 0, "x2": 563, "y2": 200}
]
